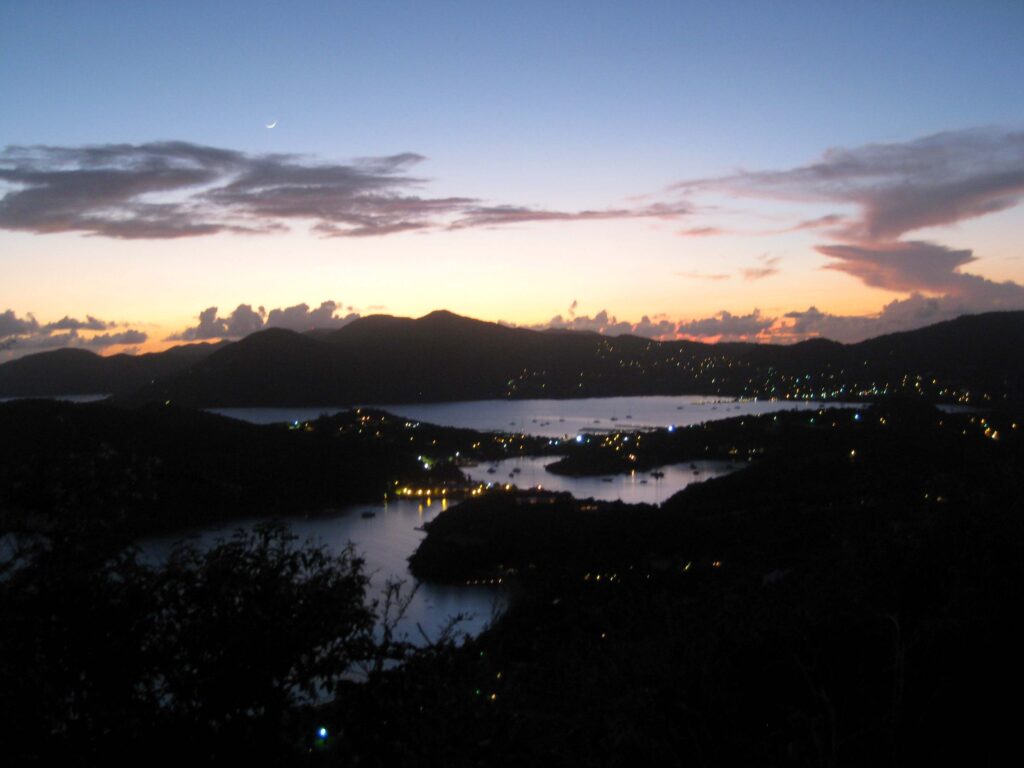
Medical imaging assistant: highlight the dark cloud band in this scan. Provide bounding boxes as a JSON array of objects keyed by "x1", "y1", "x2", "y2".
[{"x1": 0, "y1": 142, "x2": 688, "y2": 240}]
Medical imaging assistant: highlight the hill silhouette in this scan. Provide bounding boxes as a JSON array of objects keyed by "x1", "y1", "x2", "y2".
[
  {"x1": 3, "y1": 310, "x2": 1022, "y2": 406},
  {"x1": 0, "y1": 342, "x2": 224, "y2": 398}
]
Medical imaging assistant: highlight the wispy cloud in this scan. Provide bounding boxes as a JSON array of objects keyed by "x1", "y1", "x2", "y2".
[
  {"x1": 448, "y1": 201, "x2": 688, "y2": 230},
  {"x1": 676, "y1": 128, "x2": 1024, "y2": 241},
  {"x1": 787, "y1": 213, "x2": 847, "y2": 233},
  {"x1": 0, "y1": 142, "x2": 689, "y2": 239},
  {"x1": 676, "y1": 270, "x2": 730, "y2": 281},
  {"x1": 673, "y1": 127, "x2": 1024, "y2": 326},
  {"x1": 677, "y1": 226, "x2": 724, "y2": 237},
  {"x1": 741, "y1": 254, "x2": 781, "y2": 281}
]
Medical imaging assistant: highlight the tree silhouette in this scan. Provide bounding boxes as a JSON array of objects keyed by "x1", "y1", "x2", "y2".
[{"x1": 0, "y1": 522, "x2": 402, "y2": 762}]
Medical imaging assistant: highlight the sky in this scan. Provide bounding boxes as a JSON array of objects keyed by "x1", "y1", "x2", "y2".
[{"x1": 2, "y1": 0, "x2": 1024, "y2": 358}]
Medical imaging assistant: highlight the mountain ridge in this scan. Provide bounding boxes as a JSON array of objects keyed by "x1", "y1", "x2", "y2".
[{"x1": 3, "y1": 310, "x2": 1022, "y2": 406}]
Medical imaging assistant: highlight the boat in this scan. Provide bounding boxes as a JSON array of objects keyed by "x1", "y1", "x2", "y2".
[
  {"x1": 650, "y1": 470, "x2": 665, "y2": 479},
  {"x1": 361, "y1": 511, "x2": 377, "y2": 519}
]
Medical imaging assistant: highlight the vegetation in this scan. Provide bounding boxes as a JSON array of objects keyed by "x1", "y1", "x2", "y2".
[
  {"x1": 4, "y1": 309, "x2": 1023, "y2": 406},
  {"x1": 0, "y1": 522, "x2": 420, "y2": 764},
  {"x1": 2, "y1": 398, "x2": 1022, "y2": 764},
  {"x1": 0, "y1": 400, "x2": 550, "y2": 535},
  {"x1": 400, "y1": 401, "x2": 1024, "y2": 765}
]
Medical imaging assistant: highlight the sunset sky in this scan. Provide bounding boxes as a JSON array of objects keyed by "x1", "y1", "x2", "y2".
[{"x1": 3, "y1": 0, "x2": 1024, "y2": 358}]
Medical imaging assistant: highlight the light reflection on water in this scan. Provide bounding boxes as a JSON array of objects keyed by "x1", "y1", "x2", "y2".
[
  {"x1": 138, "y1": 453, "x2": 733, "y2": 646},
  {"x1": 465, "y1": 456, "x2": 737, "y2": 505},
  {"x1": 141, "y1": 499, "x2": 503, "y2": 647},
  {"x1": 211, "y1": 394, "x2": 842, "y2": 436},
  {"x1": 150, "y1": 397, "x2": 864, "y2": 645}
]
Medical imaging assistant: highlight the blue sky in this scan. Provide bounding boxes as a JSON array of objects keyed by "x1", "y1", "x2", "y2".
[{"x1": 2, "y1": 1, "x2": 1024, "y2": 355}]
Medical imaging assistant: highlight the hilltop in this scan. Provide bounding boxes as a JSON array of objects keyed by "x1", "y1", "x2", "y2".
[{"x1": 2, "y1": 310, "x2": 1022, "y2": 407}]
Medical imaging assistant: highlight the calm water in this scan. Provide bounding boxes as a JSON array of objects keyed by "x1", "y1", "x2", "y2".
[
  {"x1": 158, "y1": 397, "x2": 856, "y2": 646},
  {"x1": 141, "y1": 499, "x2": 503, "y2": 647},
  {"x1": 138, "y1": 454, "x2": 738, "y2": 645},
  {"x1": 465, "y1": 456, "x2": 737, "y2": 505},
  {"x1": 0, "y1": 394, "x2": 109, "y2": 403},
  {"x1": 212, "y1": 395, "x2": 839, "y2": 436}
]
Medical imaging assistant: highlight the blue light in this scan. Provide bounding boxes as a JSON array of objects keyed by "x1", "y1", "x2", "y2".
[
  {"x1": 317, "y1": 726, "x2": 328, "y2": 740},
  {"x1": 668, "y1": 425, "x2": 675, "y2": 432},
  {"x1": 575, "y1": 435, "x2": 584, "y2": 443}
]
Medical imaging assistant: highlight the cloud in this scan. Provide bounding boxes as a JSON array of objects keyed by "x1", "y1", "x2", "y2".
[
  {"x1": 167, "y1": 300, "x2": 360, "y2": 341},
  {"x1": 677, "y1": 127, "x2": 1024, "y2": 241},
  {"x1": 741, "y1": 254, "x2": 781, "y2": 281},
  {"x1": 448, "y1": 201, "x2": 688, "y2": 230},
  {"x1": 167, "y1": 307, "x2": 228, "y2": 341},
  {"x1": 265, "y1": 301, "x2": 359, "y2": 331},
  {"x1": 815, "y1": 241, "x2": 1024, "y2": 309},
  {"x1": 676, "y1": 310, "x2": 775, "y2": 341},
  {"x1": 788, "y1": 213, "x2": 847, "y2": 232},
  {"x1": 675, "y1": 270, "x2": 730, "y2": 281},
  {"x1": 675, "y1": 128, "x2": 1024, "y2": 322},
  {"x1": 816, "y1": 241, "x2": 975, "y2": 293},
  {"x1": 631, "y1": 315, "x2": 680, "y2": 339},
  {"x1": 0, "y1": 309, "x2": 38, "y2": 337},
  {"x1": 678, "y1": 226, "x2": 723, "y2": 237},
  {"x1": 83, "y1": 329, "x2": 148, "y2": 347},
  {"x1": 0, "y1": 309, "x2": 147, "y2": 358},
  {"x1": 774, "y1": 286, "x2": 1024, "y2": 344},
  {"x1": 533, "y1": 308, "x2": 773, "y2": 342},
  {"x1": 41, "y1": 315, "x2": 111, "y2": 333},
  {"x1": 0, "y1": 142, "x2": 689, "y2": 240},
  {"x1": 540, "y1": 310, "x2": 635, "y2": 336},
  {"x1": 535, "y1": 309, "x2": 682, "y2": 339}
]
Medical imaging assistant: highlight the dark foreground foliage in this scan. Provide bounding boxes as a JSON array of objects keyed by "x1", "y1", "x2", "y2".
[
  {"x1": 2, "y1": 399, "x2": 1023, "y2": 766},
  {"x1": 397, "y1": 401, "x2": 1024, "y2": 766},
  {"x1": 0, "y1": 523, "x2": 409, "y2": 764}
]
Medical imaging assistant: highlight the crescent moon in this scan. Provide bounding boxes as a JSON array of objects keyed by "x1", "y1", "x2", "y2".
[{"x1": 266, "y1": 121, "x2": 277, "y2": 129}]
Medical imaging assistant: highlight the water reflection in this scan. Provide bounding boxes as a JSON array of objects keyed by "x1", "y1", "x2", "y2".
[
  {"x1": 211, "y1": 395, "x2": 846, "y2": 436},
  {"x1": 141, "y1": 499, "x2": 503, "y2": 646},
  {"x1": 464, "y1": 456, "x2": 737, "y2": 505}
]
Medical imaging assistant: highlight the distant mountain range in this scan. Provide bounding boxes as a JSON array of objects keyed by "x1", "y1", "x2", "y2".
[
  {"x1": 2, "y1": 310, "x2": 1022, "y2": 406},
  {"x1": 0, "y1": 341, "x2": 227, "y2": 398}
]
